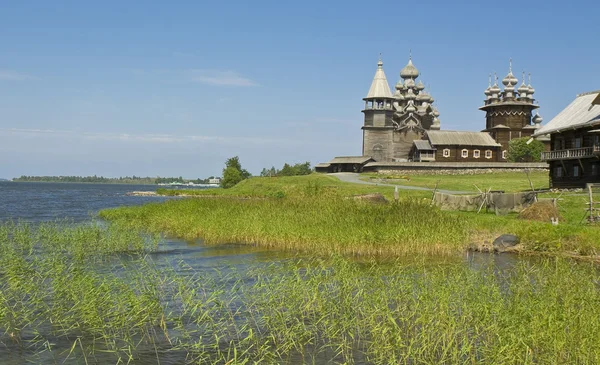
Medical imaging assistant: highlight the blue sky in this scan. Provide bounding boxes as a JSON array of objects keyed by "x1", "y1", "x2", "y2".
[{"x1": 1, "y1": 0, "x2": 599, "y2": 178}]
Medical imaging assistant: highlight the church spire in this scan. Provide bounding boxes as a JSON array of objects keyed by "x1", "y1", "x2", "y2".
[{"x1": 365, "y1": 55, "x2": 392, "y2": 99}]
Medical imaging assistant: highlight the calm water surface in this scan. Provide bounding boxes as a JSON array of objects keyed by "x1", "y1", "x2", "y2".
[{"x1": 0, "y1": 181, "x2": 522, "y2": 364}]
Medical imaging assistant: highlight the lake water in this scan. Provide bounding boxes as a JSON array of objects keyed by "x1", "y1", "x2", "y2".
[{"x1": 0, "y1": 181, "x2": 526, "y2": 364}]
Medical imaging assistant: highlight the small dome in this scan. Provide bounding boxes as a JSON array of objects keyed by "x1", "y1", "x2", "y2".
[
  {"x1": 417, "y1": 91, "x2": 430, "y2": 101},
  {"x1": 395, "y1": 80, "x2": 403, "y2": 90},
  {"x1": 502, "y1": 72, "x2": 518, "y2": 87},
  {"x1": 400, "y1": 58, "x2": 419, "y2": 79},
  {"x1": 502, "y1": 59, "x2": 519, "y2": 87},
  {"x1": 404, "y1": 89, "x2": 416, "y2": 100},
  {"x1": 518, "y1": 81, "x2": 529, "y2": 96},
  {"x1": 405, "y1": 101, "x2": 416, "y2": 112},
  {"x1": 484, "y1": 86, "x2": 492, "y2": 96},
  {"x1": 404, "y1": 78, "x2": 416, "y2": 88},
  {"x1": 416, "y1": 80, "x2": 425, "y2": 91},
  {"x1": 533, "y1": 113, "x2": 543, "y2": 124},
  {"x1": 431, "y1": 107, "x2": 440, "y2": 117},
  {"x1": 490, "y1": 85, "x2": 501, "y2": 96}
]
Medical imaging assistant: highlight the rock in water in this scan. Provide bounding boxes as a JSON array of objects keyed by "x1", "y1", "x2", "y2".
[{"x1": 493, "y1": 234, "x2": 520, "y2": 251}]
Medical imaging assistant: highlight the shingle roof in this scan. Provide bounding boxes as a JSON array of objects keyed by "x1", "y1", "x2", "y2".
[
  {"x1": 533, "y1": 91, "x2": 600, "y2": 136},
  {"x1": 413, "y1": 140, "x2": 435, "y2": 150},
  {"x1": 365, "y1": 61, "x2": 393, "y2": 99},
  {"x1": 329, "y1": 156, "x2": 374, "y2": 164},
  {"x1": 426, "y1": 130, "x2": 501, "y2": 147}
]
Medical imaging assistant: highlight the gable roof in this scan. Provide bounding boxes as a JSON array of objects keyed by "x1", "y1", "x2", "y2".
[
  {"x1": 329, "y1": 156, "x2": 374, "y2": 164},
  {"x1": 426, "y1": 130, "x2": 501, "y2": 147},
  {"x1": 413, "y1": 140, "x2": 434, "y2": 150},
  {"x1": 533, "y1": 91, "x2": 600, "y2": 136}
]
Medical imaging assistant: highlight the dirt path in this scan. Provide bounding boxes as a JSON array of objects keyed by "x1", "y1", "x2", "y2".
[{"x1": 328, "y1": 173, "x2": 473, "y2": 195}]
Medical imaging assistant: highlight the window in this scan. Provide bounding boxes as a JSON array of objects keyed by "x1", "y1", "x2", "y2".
[
  {"x1": 461, "y1": 149, "x2": 468, "y2": 158},
  {"x1": 485, "y1": 150, "x2": 493, "y2": 159},
  {"x1": 502, "y1": 150, "x2": 507, "y2": 159},
  {"x1": 554, "y1": 166, "x2": 562, "y2": 178},
  {"x1": 575, "y1": 137, "x2": 582, "y2": 148},
  {"x1": 574, "y1": 165, "x2": 580, "y2": 177},
  {"x1": 473, "y1": 150, "x2": 480, "y2": 158},
  {"x1": 592, "y1": 164, "x2": 599, "y2": 176},
  {"x1": 443, "y1": 149, "x2": 450, "y2": 158}
]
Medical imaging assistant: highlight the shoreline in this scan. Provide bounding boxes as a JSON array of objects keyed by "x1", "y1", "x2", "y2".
[{"x1": 112, "y1": 173, "x2": 600, "y2": 262}]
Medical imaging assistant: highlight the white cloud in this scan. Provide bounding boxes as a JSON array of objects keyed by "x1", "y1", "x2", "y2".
[
  {"x1": 189, "y1": 70, "x2": 257, "y2": 87},
  {"x1": 0, "y1": 70, "x2": 36, "y2": 81}
]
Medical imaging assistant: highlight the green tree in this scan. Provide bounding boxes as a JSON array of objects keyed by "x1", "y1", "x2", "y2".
[
  {"x1": 507, "y1": 137, "x2": 545, "y2": 162},
  {"x1": 221, "y1": 156, "x2": 250, "y2": 188}
]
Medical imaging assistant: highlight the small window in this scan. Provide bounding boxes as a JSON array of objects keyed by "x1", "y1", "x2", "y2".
[
  {"x1": 555, "y1": 166, "x2": 562, "y2": 177},
  {"x1": 443, "y1": 149, "x2": 450, "y2": 158},
  {"x1": 485, "y1": 150, "x2": 493, "y2": 159},
  {"x1": 593, "y1": 164, "x2": 599, "y2": 176},
  {"x1": 502, "y1": 150, "x2": 507, "y2": 159},
  {"x1": 473, "y1": 150, "x2": 480, "y2": 158},
  {"x1": 461, "y1": 149, "x2": 468, "y2": 158},
  {"x1": 575, "y1": 137, "x2": 582, "y2": 148},
  {"x1": 574, "y1": 165, "x2": 580, "y2": 177}
]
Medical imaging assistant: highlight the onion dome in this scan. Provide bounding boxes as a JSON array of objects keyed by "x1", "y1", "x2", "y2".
[
  {"x1": 417, "y1": 90, "x2": 430, "y2": 102},
  {"x1": 502, "y1": 59, "x2": 518, "y2": 87},
  {"x1": 431, "y1": 107, "x2": 440, "y2": 117},
  {"x1": 416, "y1": 80, "x2": 425, "y2": 91},
  {"x1": 395, "y1": 79, "x2": 403, "y2": 90},
  {"x1": 502, "y1": 73, "x2": 518, "y2": 87},
  {"x1": 484, "y1": 74, "x2": 492, "y2": 98},
  {"x1": 490, "y1": 73, "x2": 501, "y2": 96},
  {"x1": 532, "y1": 113, "x2": 543, "y2": 125},
  {"x1": 404, "y1": 78, "x2": 416, "y2": 88},
  {"x1": 400, "y1": 57, "x2": 419, "y2": 79},
  {"x1": 394, "y1": 90, "x2": 405, "y2": 100},
  {"x1": 405, "y1": 88, "x2": 416, "y2": 100},
  {"x1": 518, "y1": 83, "x2": 529, "y2": 98},
  {"x1": 405, "y1": 101, "x2": 416, "y2": 112}
]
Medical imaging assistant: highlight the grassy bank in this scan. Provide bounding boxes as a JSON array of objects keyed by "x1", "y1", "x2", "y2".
[
  {"x1": 104, "y1": 174, "x2": 600, "y2": 259},
  {"x1": 361, "y1": 170, "x2": 549, "y2": 192},
  {"x1": 3, "y1": 222, "x2": 600, "y2": 363},
  {"x1": 100, "y1": 196, "x2": 467, "y2": 257},
  {"x1": 157, "y1": 174, "x2": 427, "y2": 199}
]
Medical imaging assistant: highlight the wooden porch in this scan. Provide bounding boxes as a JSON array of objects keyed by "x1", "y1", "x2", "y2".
[{"x1": 541, "y1": 145, "x2": 600, "y2": 161}]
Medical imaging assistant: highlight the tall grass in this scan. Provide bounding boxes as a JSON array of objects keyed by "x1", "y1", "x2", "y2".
[
  {"x1": 2, "y1": 222, "x2": 600, "y2": 363},
  {"x1": 100, "y1": 195, "x2": 468, "y2": 258}
]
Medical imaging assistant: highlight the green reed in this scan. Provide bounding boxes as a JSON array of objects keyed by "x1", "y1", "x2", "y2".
[
  {"x1": 100, "y1": 196, "x2": 468, "y2": 258},
  {"x1": 3, "y1": 221, "x2": 600, "y2": 364}
]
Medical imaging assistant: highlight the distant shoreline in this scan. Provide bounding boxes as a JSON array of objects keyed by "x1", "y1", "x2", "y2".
[{"x1": 6, "y1": 180, "x2": 157, "y2": 185}]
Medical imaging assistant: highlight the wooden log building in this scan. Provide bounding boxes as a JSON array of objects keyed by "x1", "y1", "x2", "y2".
[{"x1": 533, "y1": 91, "x2": 600, "y2": 188}]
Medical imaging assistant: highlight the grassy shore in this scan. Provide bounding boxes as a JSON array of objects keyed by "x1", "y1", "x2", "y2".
[
  {"x1": 3, "y1": 221, "x2": 600, "y2": 363},
  {"x1": 100, "y1": 173, "x2": 600, "y2": 259},
  {"x1": 361, "y1": 170, "x2": 550, "y2": 192}
]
